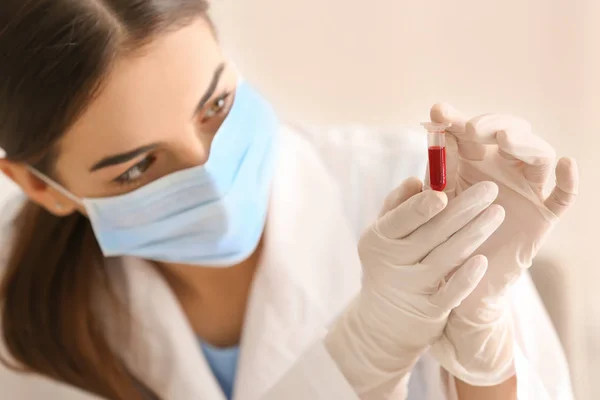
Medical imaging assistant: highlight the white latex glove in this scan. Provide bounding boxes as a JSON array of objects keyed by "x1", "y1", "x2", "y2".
[
  {"x1": 325, "y1": 178, "x2": 506, "y2": 399},
  {"x1": 427, "y1": 103, "x2": 579, "y2": 386}
]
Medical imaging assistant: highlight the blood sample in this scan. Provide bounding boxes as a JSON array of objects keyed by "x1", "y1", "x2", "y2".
[{"x1": 421, "y1": 122, "x2": 451, "y2": 191}]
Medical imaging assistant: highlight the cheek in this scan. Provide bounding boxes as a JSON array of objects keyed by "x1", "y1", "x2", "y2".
[{"x1": 196, "y1": 119, "x2": 222, "y2": 162}]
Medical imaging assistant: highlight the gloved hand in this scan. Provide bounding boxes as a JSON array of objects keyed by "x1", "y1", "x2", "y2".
[
  {"x1": 324, "y1": 177, "x2": 505, "y2": 399},
  {"x1": 427, "y1": 103, "x2": 579, "y2": 386}
]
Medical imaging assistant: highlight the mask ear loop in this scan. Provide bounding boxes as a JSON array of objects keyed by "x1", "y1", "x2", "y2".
[
  {"x1": 26, "y1": 166, "x2": 84, "y2": 207},
  {"x1": 1, "y1": 148, "x2": 75, "y2": 212}
]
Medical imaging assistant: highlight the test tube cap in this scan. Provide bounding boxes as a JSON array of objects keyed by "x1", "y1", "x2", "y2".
[{"x1": 421, "y1": 122, "x2": 451, "y2": 132}]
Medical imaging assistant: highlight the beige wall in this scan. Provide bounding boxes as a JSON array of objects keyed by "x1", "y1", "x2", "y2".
[
  {"x1": 0, "y1": 0, "x2": 594, "y2": 397},
  {"x1": 210, "y1": 0, "x2": 598, "y2": 398}
]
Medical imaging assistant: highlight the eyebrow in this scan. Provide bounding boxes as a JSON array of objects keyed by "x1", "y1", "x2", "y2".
[
  {"x1": 89, "y1": 64, "x2": 226, "y2": 172},
  {"x1": 194, "y1": 62, "x2": 226, "y2": 116},
  {"x1": 90, "y1": 143, "x2": 159, "y2": 172}
]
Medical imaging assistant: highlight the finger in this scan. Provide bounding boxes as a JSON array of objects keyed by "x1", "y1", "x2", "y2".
[
  {"x1": 378, "y1": 177, "x2": 423, "y2": 218},
  {"x1": 430, "y1": 102, "x2": 486, "y2": 161},
  {"x1": 544, "y1": 157, "x2": 579, "y2": 217},
  {"x1": 430, "y1": 102, "x2": 467, "y2": 134},
  {"x1": 467, "y1": 115, "x2": 556, "y2": 185},
  {"x1": 407, "y1": 181, "x2": 499, "y2": 251},
  {"x1": 497, "y1": 130, "x2": 555, "y2": 185},
  {"x1": 376, "y1": 189, "x2": 448, "y2": 239},
  {"x1": 465, "y1": 114, "x2": 530, "y2": 144},
  {"x1": 430, "y1": 255, "x2": 488, "y2": 309},
  {"x1": 422, "y1": 205, "x2": 505, "y2": 271}
]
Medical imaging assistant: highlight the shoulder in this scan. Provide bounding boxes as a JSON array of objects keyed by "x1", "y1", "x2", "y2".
[
  {"x1": 283, "y1": 122, "x2": 428, "y2": 191},
  {"x1": 0, "y1": 175, "x2": 22, "y2": 222},
  {"x1": 0, "y1": 177, "x2": 25, "y2": 272},
  {"x1": 286, "y1": 122, "x2": 427, "y2": 160},
  {"x1": 281, "y1": 123, "x2": 428, "y2": 238}
]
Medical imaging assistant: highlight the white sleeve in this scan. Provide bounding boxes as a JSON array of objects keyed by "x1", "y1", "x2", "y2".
[
  {"x1": 437, "y1": 342, "x2": 560, "y2": 400},
  {"x1": 287, "y1": 125, "x2": 574, "y2": 399},
  {"x1": 435, "y1": 273, "x2": 575, "y2": 400},
  {"x1": 262, "y1": 338, "x2": 360, "y2": 400},
  {"x1": 290, "y1": 123, "x2": 428, "y2": 238},
  {"x1": 510, "y1": 273, "x2": 575, "y2": 399}
]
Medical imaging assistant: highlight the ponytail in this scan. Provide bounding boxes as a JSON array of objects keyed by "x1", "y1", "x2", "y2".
[
  {"x1": 1, "y1": 201, "x2": 148, "y2": 399},
  {"x1": 0, "y1": 0, "x2": 212, "y2": 397}
]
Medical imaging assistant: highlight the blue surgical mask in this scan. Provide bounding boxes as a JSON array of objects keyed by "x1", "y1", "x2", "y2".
[{"x1": 31, "y1": 80, "x2": 279, "y2": 267}]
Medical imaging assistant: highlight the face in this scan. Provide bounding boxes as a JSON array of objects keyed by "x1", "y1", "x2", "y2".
[{"x1": 0, "y1": 18, "x2": 237, "y2": 215}]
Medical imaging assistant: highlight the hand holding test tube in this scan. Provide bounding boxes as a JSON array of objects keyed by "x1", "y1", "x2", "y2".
[{"x1": 426, "y1": 103, "x2": 579, "y2": 386}]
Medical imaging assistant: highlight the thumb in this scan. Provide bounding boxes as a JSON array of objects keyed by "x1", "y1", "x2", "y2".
[
  {"x1": 544, "y1": 157, "x2": 579, "y2": 217},
  {"x1": 430, "y1": 255, "x2": 488, "y2": 309},
  {"x1": 430, "y1": 102, "x2": 467, "y2": 134},
  {"x1": 430, "y1": 103, "x2": 486, "y2": 161}
]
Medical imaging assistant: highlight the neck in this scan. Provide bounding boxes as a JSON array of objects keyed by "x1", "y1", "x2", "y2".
[{"x1": 157, "y1": 239, "x2": 264, "y2": 348}]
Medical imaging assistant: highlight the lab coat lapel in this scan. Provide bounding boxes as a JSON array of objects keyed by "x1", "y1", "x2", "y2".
[
  {"x1": 112, "y1": 257, "x2": 226, "y2": 400},
  {"x1": 234, "y1": 127, "x2": 362, "y2": 400},
  {"x1": 110, "y1": 127, "x2": 361, "y2": 400}
]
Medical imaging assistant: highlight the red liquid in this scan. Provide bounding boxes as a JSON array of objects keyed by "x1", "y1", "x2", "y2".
[{"x1": 428, "y1": 146, "x2": 446, "y2": 191}]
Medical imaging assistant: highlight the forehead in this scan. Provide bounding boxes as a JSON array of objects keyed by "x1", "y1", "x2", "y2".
[{"x1": 57, "y1": 18, "x2": 222, "y2": 169}]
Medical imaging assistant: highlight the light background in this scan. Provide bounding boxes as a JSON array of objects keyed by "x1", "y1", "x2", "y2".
[
  {"x1": 209, "y1": 0, "x2": 598, "y2": 398},
  {"x1": 0, "y1": 0, "x2": 595, "y2": 397}
]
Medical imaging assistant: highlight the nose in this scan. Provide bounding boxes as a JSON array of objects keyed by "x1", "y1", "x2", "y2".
[{"x1": 175, "y1": 130, "x2": 212, "y2": 169}]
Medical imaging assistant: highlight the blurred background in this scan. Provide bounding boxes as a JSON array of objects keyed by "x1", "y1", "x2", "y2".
[
  {"x1": 209, "y1": 0, "x2": 598, "y2": 398},
  {"x1": 0, "y1": 0, "x2": 595, "y2": 398}
]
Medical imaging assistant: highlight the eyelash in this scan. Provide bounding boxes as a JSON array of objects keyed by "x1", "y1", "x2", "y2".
[
  {"x1": 201, "y1": 91, "x2": 232, "y2": 122},
  {"x1": 114, "y1": 154, "x2": 156, "y2": 186},
  {"x1": 113, "y1": 92, "x2": 231, "y2": 186}
]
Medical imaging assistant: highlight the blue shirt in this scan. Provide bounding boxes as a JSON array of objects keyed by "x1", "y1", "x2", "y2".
[{"x1": 199, "y1": 340, "x2": 240, "y2": 399}]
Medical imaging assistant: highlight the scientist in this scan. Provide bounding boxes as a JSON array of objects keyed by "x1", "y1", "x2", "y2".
[{"x1": 0, "y1": 1, "x2": 578, "y2": 399}]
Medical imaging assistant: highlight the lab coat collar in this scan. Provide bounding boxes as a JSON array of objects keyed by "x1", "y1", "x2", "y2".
[
  {"x1": 116, "y1": 126, "x2": 362, "y2": 400},
  {"x1": 233, "y1": 127, "x2": 362, "y2": 400}
]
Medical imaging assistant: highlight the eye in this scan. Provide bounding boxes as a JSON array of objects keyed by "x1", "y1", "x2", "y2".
[
  {"x1": 114, "y1": 155, "x2": 156, "y2": 186},
  {"x1": 201, "y1": 92, "x2": 231, "y2": 123}
]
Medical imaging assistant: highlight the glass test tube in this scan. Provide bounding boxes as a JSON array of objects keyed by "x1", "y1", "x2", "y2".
[{"x1": 421, "y1": 122, "x2": 451, "y2": 191}]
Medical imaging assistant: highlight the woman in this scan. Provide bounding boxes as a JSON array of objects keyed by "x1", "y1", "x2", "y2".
[{"x1": 0, "y1": 1, "x2": 578, "y2": 399}]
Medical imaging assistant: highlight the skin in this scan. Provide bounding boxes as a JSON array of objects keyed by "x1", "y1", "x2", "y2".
[
  {"x1": 456, "y1": 376, "x2": 517, "y2": 399},
  {"x1": 0, "y1": 17, "x2": 516, "y2": 398},
  {"x1": 0, "y1": 19, "x2": 249, "y2": 347}
]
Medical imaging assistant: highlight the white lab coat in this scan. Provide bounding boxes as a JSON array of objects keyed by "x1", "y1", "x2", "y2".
[{"x1": 0, "y1": 125, "x2": 574, "y2": 400}]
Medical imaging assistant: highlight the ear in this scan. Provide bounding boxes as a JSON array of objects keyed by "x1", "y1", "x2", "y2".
[{"x1": 0, "y1": 159, "x2": 79, "y2": 217}]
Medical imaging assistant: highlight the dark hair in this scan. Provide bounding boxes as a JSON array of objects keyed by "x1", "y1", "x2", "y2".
[{"x1": 0, "y1": 1, "x2": 210, "y2": 398}]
